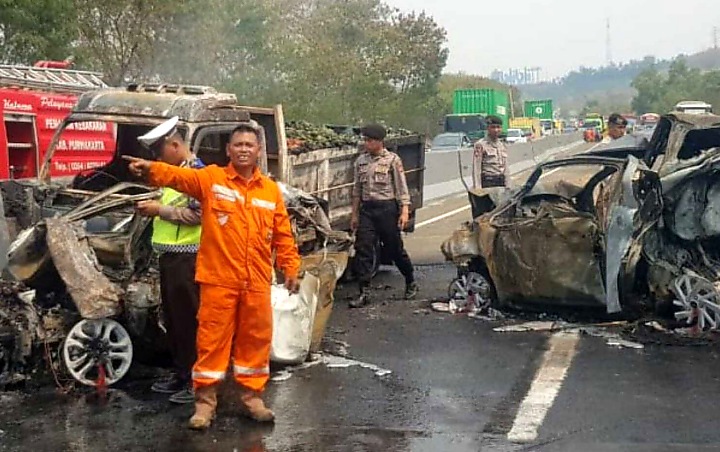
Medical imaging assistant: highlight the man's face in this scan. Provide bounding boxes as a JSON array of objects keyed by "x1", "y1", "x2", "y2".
[
  {"x1": 608, "y1": 123, "x2": 626, "y2": 139},
  {"x1": 487, "y1": 124, "x2": 502, "y2": 139},
  {"x1": 227, "y1": 130, "x2": 260, "y2": 170},
  {"x1": 364, "y1": 137, "x2": 383, "y2": 154}
]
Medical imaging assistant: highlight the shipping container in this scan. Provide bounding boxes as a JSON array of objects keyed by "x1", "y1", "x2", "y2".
[
  {"x1": 524, "y1": 99, "x2": 554, "y2": 120},
  {"x1": 451, "y1": 88, "x2": 509, "y2": 133}
]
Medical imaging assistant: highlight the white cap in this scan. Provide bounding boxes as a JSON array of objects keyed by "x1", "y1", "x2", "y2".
[{"x1": 137, "y1": 116, "x2": 180, "y2": 148}]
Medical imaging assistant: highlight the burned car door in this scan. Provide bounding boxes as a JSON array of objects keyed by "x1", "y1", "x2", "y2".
[{"x1": 600, "y1": 156, "x2": 662, "y2": 313}]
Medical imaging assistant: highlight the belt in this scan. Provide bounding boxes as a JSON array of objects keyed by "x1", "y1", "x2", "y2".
[
  {"x1": 481, "y1": 174, "x2": 506, "y2": 188},
  {"x1": 361, "y1": 199, "x2": 397, "y2": 207}
]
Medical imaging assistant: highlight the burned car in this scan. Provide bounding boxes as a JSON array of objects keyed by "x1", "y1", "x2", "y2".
[
  {"x1": 0, "y1": 84, "x2": 351, "y2": 388},
  {"x1": 442, "y1": 113, "x2": 720, "y2": 329}
]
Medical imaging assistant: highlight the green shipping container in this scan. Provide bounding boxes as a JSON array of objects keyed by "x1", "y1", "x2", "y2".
[
  {"x1": 524, "y1": 99, "x2": 554, "y2": 120},
  {"x1": 452, "y1": 89, "x2": 509, "y2": 129}
]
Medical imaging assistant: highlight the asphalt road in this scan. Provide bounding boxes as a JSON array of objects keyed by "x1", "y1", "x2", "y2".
[{"x1": 3, "y1": 138, "x2": 720, "y2": 451}]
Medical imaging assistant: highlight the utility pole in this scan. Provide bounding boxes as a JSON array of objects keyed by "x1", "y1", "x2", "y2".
[
  {"x1": 714, "y1": 26, "x2": 718, "y2": 50},
  {"x1": 606, "y1": 18, "x2": 613, "y2": 65}
]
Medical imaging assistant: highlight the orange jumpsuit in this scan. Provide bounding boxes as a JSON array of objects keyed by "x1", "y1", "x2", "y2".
[{"x1": 148, "y1": 162, "x2": 301, "y2": 392}]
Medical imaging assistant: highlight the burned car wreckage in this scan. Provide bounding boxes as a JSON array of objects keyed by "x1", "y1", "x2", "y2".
[
  {"x1": 443, "y1": 113, "x2": 720, "y2": 329},
  {"x1": 0, "y1": 85, "x2": 351, "y2": 388}
]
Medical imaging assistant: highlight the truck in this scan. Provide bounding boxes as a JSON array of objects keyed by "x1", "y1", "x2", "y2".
[
  {"x1": 0, "y1": 62, "x2": 116, "y2": 180},
  {"x1": 524, "y1": 99, "x2": 554, "y2": 135},
  {"x1": 2, "y1": 83, "x2": 425, "y2": 265},
  {"x1": 509, "y1": 117, "x2": 541, "y2": 140},
  {"x1": 444, "y1": 89, "x2": 510, "y2": 142}
]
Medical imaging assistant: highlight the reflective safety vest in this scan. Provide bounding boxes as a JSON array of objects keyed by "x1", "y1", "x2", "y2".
[{"x1": 152, "y1": 158, "x2": 204, "y2": 253}]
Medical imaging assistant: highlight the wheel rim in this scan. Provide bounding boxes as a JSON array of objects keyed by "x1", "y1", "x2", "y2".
[
  {"x1": 62, "y1": 319, "x2": 133, "y2": 386},
  {"x1": 673, "y1": 273, "x2": 720, "y2": 330},
  {"x1": 448, "y1": 272, "x2": 492, "y2": 302}
]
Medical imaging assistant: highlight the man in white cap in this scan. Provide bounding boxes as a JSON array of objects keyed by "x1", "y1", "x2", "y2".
[{"x1": 136, "y1": 116, "x2": 205, "y2": 404}]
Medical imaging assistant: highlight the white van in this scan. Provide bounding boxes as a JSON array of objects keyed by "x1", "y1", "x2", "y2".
[{"x1": 674, "y1": 101, "x2": 713, "y2": 114}]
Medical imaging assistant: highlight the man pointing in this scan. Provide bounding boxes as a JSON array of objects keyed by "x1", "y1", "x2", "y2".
[{"x1": 128, "y1": 120, "x2": 301, "y2": 430}]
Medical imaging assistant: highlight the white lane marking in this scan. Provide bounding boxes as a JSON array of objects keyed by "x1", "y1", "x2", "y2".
[
  {"x1": 415, "y1": 205, "x2": 471, "y2": 229},
  {"x1": 507, "y1": 331, "x2": 580, "y2": 443},
  {"x1": 539, "y1": 167, "x2": 563, "y2": 180}
]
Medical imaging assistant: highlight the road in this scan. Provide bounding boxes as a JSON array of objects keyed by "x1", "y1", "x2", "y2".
[{"x1": 3, "y1": 138, "x2": 720, "y2": 451}]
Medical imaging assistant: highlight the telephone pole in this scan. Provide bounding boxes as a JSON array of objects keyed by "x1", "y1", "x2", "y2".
[
  {"x1": 714, "y1": 26, "x2": 718, "y2": 50},
  {"x1": 606, "y1": 18, "x2": 613, "y2": 65}
]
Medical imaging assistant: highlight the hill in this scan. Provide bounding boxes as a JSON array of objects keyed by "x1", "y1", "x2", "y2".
[{"x1": 521, "y1": 47, "x2": 720, "y2": 115}]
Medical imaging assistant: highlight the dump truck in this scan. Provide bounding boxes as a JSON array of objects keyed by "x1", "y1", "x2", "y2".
[
  {"x1": 444, "y1": 89, "x2": 510, "y2": 142},
  {"x1": 509, "y1": 117, "x2": 541, "y2": 140},
  {"x1": 1, "y1": 83, "x2": 425, "y2": 256}
]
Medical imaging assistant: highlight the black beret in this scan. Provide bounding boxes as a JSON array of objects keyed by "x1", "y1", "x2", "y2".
[
  {"x1": 361, "y1": 123, "x2": 387, "y2": 140},
  {"x1": 486, "y1": 115, "x2": 503, "y2": 126},
  {"x1": 608, "y1": 113, "x2": 628, "y2": 127}
]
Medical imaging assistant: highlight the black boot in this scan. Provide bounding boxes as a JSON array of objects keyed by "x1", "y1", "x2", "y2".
[
  {"x1": 405, "y1": 281, "x2": 419, "y2": 300},
  {"x1": 151, "y1": 373, "x2": 189, "y2": 394},
  {"x1": 349, "y1": 286, "x2": 370, "y2": 308}
]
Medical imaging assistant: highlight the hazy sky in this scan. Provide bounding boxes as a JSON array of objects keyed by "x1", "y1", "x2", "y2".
[{"x1": 385, "y1": 0, "x2": 720, "y2": 79}]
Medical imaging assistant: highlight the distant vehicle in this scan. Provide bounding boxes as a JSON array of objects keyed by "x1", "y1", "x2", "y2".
[
  {"x1": 505, "y1": 128, "x2": 527, "y2": 144},
  {"x1": 540, "y1": 119, "x2": 554, "y2": 136},
  {"x1": 430, "y1": 132, "x2": 472, "y2": 152},
  {"x1": 443, "y1": 114, "x2": 487, "y2": 143},
  {"x1": 563, "y1": 127, "x2": 577, "y2": 134},
  {"x1": 674, "y1": 101, "x2": 713, "y2": 114}
]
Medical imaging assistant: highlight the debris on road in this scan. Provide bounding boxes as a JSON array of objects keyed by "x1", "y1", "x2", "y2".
[{"x1": 270, "y1": 352, "x2": 392, "y2": 382}]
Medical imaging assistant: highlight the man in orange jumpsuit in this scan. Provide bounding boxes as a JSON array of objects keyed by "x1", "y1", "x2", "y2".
[{"x1": 127, "y1": 122, "x2": 301, "y2": 430}]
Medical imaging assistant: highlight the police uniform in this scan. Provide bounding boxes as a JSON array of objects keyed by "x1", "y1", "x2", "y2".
[
  {"x1": 352, "y1": 124, "x2": 417, "y2": 307},
  {"x1": 472, "y1": 136, "x2": 509, "y2": 188},
  {"x1": 138, "y1": 117, "x2": 204, "y2": 403}
]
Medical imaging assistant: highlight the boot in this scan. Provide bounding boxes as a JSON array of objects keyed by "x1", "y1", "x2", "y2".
[
  {"x1": 239, "y1": 390, "x2": 275, "y2": 422},
  {"x1": 188, "y1": 385, "x2": 218, "y2": 430},
  {"x1": 349, "y1": 285, "x2": 369, "y2": 308},
  {"x1": 405, "y1": 281, "x2": 419, "y2": 300}
]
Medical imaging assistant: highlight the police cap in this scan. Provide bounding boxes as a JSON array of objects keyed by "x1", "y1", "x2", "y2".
[
  {"x1": 361, "y1": 123, "x2": 387, "y2": 141},
  {"x1": 137, "y1": 116, "x2": 180, "y2": 155},
  {"x1": 608, "y1": 113, "x2": 628, "y2": 127},
  {"x1": 486, "y1": 115, "x2": 503, "y2": 126}
]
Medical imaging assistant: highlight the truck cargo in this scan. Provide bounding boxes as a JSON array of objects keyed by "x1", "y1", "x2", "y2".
[
  {"x1": 445, "y1": 89, "x2": 510, "y2": 142},
  {"x1": 524, "y1": 99, "x2": 554, "y2": 120},
  {"x1": 0, "y1": 62, "x2": 115, "y2": 180}
]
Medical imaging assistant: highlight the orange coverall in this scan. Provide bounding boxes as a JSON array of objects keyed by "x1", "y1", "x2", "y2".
[{"x1": 148, "y1": 162, "x2": 301, "y2": 392}]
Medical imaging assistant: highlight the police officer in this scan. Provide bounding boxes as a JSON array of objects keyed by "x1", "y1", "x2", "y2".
[
  {"x1": 472, "y1": 115, "x2": 509, "y2": 189},
  {"x1": 350, "y1": 123, "x2": 418, "y2": 308},
  {"x1": 135, "y1": 117, "x2": 205, "y2": 404},
  {"x1": 603, "y1": 113, "x2": 628, "y2": 142}
]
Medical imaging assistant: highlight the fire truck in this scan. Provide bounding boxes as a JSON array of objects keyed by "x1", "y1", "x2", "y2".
[{"x1": 0, "y1": 61, "x2": 116, "y2": 180}]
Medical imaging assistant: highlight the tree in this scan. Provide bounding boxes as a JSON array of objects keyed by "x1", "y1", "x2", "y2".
[
  {"x1": 71, "y1": 0, "x2": 180, "y2": 84},
  {"x1": 0, "y1": 0, "x2": 76, "y2": 64}
]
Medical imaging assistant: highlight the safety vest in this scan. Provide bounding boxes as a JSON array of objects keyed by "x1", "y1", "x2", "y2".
[{"x1": 152, "y1": 159, "x2": 203, "y2": 253}]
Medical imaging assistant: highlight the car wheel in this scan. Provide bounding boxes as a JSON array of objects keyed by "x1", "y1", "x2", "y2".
[
  {"x1": 62, "y1": 319, "x2": 133, "y2": 387},
  {"x1": 448, "y1": 271, "x2": 494, "y2": 305}
]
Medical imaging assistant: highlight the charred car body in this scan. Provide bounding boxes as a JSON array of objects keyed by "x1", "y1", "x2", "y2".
[
  {"x1": 0, "y1": 84, "x2": 351, "y2": 387},
  {"x1": 442, "y1": 113, "x2": 720, "y2": 329}
]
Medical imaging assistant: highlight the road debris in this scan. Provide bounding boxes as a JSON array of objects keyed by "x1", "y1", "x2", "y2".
[{"x1": 270, "y1": 352, "x2": 392, "y2": 382}]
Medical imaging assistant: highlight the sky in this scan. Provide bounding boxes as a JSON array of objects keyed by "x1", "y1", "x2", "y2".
[{"x1": 385, "y1": 0, "x2": 720, "y2": 79}]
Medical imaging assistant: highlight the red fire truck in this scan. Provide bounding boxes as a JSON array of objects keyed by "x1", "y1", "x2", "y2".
[{"x1": 0, "y1": 61, "x2": 116, "y2": 180}]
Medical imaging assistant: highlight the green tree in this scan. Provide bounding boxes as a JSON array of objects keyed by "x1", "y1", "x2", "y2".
[{"x1": 0, "y1": 0, "x2": 76, "y2": 64}]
